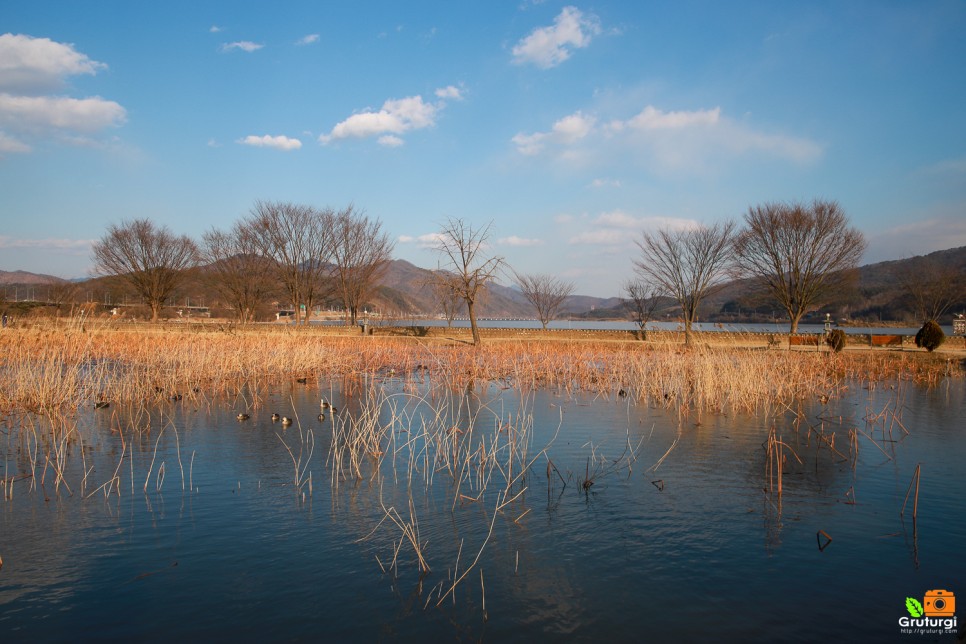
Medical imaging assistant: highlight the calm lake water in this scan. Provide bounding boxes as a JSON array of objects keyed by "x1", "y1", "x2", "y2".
[
  {"x1": 326, "y1": 317, "x2": 960, "y2": 337},
  {"x1": 1, "y1": 374, "x2": 964, "y2": 641}
]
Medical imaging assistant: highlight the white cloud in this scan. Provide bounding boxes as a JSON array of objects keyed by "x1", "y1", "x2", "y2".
[
  {"x1": 378, "y1": 135, "x2": 404, "y2": 147},
  {"x1": 623, "y1": 106, "x2": 721, "y2": 130},
  {"x1": 0, "y1": 33, "x2": 107, "y2": 93},
  {"x1": 590, "y1": 178, "x2": 621, "y2": 188},
  {"x1": 209, "y1": 25, "x2": 223, "y2": 34},
  {"x1": 0, "y1": 235, "x2": 94, "y2": 252},
  {"x1": 512, "y1": 6, "x2": 601, "y2": 68},
  {"x1": 398, "y1": 233, "x2": 444, "y2": 247},
  {"x1": 0, "y1": 131, "x2": 30, "y2": 153},
  {"x1": 567, "y1": 211, "x2": 700, "y2": 246},
  {"x1": 512, "y1": 110, "x2": 595, "y2": 155},
  {"x1": 237, "y1": 134, "x2": 302, "y2": 150},
  {"x1": 435, "y1": 85, "x2": 464, "y2": 100},
  {"x1": 221, "y1": 41, "x2": 263, "y2": 53},
  {"x1": 866, "y1": 205, "x2": 966, "y2": 263},
  {"x1": 296, "y1": 34, "x2": 320, "y2": 46},
  {"x1": 320, "y1": 92, "x2": 459, "y2": 145},
  {"x1": 0, "y1": 35, "x2": 124, "y2": 153},
  {"x1": 498, "y1": 235, "x2": 543, "y2": 247},
  {"x1": 513, "y1": 104, "x2": 822, "y2": 169},
  {"x1": 568, "y1": 229, "x2": 627, "y2": 245},
  {"x1": 0, "y1": 93, "x2": 126, "y2": 132}
]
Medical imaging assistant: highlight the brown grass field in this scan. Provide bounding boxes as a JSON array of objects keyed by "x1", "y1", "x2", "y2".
[{"x1": 0, "y1": 317, "x2": 961, "y2": 417}]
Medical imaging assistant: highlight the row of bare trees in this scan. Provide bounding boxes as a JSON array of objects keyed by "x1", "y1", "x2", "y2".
[
  {"x1": 91, "y1": 201, "x2": 394, "y2": 324},
  {"x1": 89, "y1": 197, "x2": 957, "y2": 343},
  {"x1": 626, "y1": 199, "x2": 868, "y2": 345}
]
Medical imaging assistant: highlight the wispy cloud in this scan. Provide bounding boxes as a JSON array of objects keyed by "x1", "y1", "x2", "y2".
[
  {"x1": 866, "y1": 205, "x2": 966, "y2": 262},
  {"x1": 511, "y1": 6, "x2": 601, "y2": 69},
  {"x1": 320, "y1": 86, "x2": 461, "y2": 146},
  {"x1": 435, "y1": 85, "x2": 464, "y2": 101},
  {"x1": 589, "y1": 178, "x2": 621, "y2": 188},
  {"x1": 237, "y1": 134, "x2": 302, "y2": 150},
  {"x1": 512, "y1": 111, "x2": 595, "y2": 155},
  {"x1": 377, "y1": 135, "x2": 404, "y2": 147},
  {"x1": 220, "y1": 41, "x2": 263, "y2": 53},
  {"x1": 498, "y1": 235, "x2": 543, "y2": 247},
  {"x1": 0, "y1": 235, "x2": 94, "y2": 252},
  {"x1": 513, "y1": 104, "x2": 822, "y2": 170},
  {"x1": 209, "y1": 25, "x2": 223, "y2": 34},
  {"x1": 398, "y1": 233, "x2": 444, "y2": 247},
  {"x1": 0, "y1": 130, "x2": 30, "y2": 153},
  {"x1": 567, "y1": 210, "x2": 699, "y2": 246},
  {"x1": 296, "y1": 34, "x2": 320, "y2": 46}
]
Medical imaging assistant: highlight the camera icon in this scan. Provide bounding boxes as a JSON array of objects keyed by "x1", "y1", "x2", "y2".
[{"x1": 924, "y1": 589, "x2": 955, "y2": 617}]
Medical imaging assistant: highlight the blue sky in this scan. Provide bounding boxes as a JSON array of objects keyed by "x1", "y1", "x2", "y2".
[{"x1": 2, "y1": 1, "x2": 964, "y2": 296}]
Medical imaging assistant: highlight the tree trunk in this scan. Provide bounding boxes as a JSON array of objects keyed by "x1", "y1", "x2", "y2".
[
  {"x1": 467, "y1": 299, "x2": 481, "y2": 346},
  {"x1": 150, "y1": 302, "x2": 161, "y2": 322},
  {"x1": 789, "y1": 313, "x2": 802, "y2": 334},
  {"x1": 683, "y1": 318, "x2": 693, "y2": 346}
]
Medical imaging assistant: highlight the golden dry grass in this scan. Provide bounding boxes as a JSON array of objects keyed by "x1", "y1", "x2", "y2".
[{"x1": 0, "y1": 318, "x2": 959, "y2": 416}]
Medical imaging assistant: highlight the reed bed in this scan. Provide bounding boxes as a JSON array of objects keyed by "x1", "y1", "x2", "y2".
[
  {"x1": 1, "y1": 318, "x2": 956, "y2": 621},
  {"x1": 1, "y1": 319, "x2": 957, "y2": 417}
]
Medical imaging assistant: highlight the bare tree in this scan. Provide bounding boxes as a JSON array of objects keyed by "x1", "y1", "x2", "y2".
[
  {"x1": 622, "y1": 279, "x2": 663, "y2": 340},
  {"x1": 634, "y1": 221, "x2": 736, "y2": 346},
  {"x1": 733, "y1": 200, "x2": 866, "y2": 334},
  {"x1": 514, "y1": 272, "x2": 575, "y2": 330},
  {"x1": 894, "y1": 255, "x2": 964, "y2": 323},
  {"x1": 432, "y1": 218, "x2": 505, "y2": 346},
  {"x1": 200, "y1": 224, "x2": 276, "y2": 323},
  {"x1": 91, "y1": 218, "x2": 198, "y2": 321},
  {"x1": 244, "y1": 201, "x2": 334, "y2": 326},
  {"x1": 330, "y1": 206, "x2": 395, "y2": 325}
]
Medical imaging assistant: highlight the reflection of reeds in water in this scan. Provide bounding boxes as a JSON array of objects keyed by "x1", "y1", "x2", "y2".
[{"x1": 0, "y1": 319, "x2": 957, "y2": 604}]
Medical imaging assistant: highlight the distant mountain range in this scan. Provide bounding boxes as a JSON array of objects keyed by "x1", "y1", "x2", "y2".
[{"x1": 3, "y1": 246, "x2": 965, "y2": 323}]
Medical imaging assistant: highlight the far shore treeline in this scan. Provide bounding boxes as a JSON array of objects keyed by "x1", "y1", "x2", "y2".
[{"x1": 1, "y1": 199, "x2": 965, "y2": 341}]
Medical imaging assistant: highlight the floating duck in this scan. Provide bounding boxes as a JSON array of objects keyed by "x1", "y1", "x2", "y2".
[
  {"x1": 94, "y1": 401, "x2": 110, "y2": 409},
  {"x1": 237, "y1": 413, "x2": 250, "y2": 421},
  {"x1": 281, "y1": 416, "x2": 293, "y2": 426},
  {"x1": 317, "y1": 413, "x2": 326, "y2": 422},
  {"x1": 271, "y1": 413, "x2": 281, "y2": 421},
  {"x1": 320, "y1": 399, "x2": 331, "y2": 409},
  {"x1": 296, "y1": 377, "x2": 307, "y2": 384}
]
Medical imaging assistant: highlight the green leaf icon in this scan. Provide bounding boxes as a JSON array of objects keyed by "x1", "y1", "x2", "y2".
[{"x1": 906, "y1": 597, "x2": 924, "y2": 617}]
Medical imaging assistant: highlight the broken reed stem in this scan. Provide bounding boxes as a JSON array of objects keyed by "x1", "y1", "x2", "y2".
[{"x1": 901, "y1": 463, "x2": 921, "y2": 521}]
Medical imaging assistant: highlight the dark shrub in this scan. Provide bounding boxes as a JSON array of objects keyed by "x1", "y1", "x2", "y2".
[
  {"x1": 826, "y1": 329, "x2": 847, "y2": 353},
  {"x1": 915, "y1": 320, "x2": 945, "y2": 352}
]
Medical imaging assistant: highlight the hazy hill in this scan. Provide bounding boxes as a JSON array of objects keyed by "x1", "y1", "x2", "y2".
[{"x1": 0, "y1": 270, "x2": 67, "y2": 286}]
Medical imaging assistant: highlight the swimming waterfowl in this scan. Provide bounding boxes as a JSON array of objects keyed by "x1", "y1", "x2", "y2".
[
  {"x1": 271, "y1": 413, "x2": 281, "y2": 421},
  {"x1": 237, "y1": 413, "x2": 250, "y2": 421},
  {"x1": 320, "y1": 399, "x2": 331, "y2": 409},
  {"x1": 281, "y1": 416, "x2": 293, "y2": 426},
  {"x1": 317, "y1": 413, "x2": 326, "y2": 422},
  {"x1": 94, "y1": 401, "x2": 110, "y2": 409}
]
